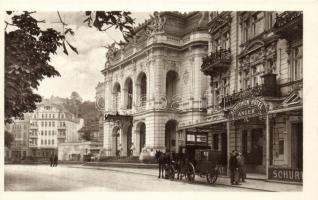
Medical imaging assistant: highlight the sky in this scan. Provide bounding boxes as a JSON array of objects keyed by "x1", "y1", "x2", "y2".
[{"x1": 31, "y1": 12, "x2": 150, "y2": 101}]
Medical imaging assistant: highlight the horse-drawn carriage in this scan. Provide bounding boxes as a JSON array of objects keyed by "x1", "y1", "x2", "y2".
[{"x1": 156, "y1": 145, "x2": 222, "y2": 185}]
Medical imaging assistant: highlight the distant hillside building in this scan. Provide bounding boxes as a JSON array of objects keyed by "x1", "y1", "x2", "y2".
[
  {"x1": 5, "y1": 117, "x2": 31, "y2": 161},
  {"x1": 28, "y1": 102, "x2": 84, "y2": 160}
]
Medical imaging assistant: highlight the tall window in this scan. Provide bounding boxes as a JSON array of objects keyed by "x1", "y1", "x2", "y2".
[
  {"x1": 251, "y1": 64, "x2": 263, "y2": 87},
  {"x1": 252, "y1": 12, "x2": 265, "y2": 36},
  {"x1": 291, "y1": 45, "x2": 303, "y2": 81},
  {"x1": 241, "y1": 12, "x2": 268, "y2": 44},
  {"x1": 243, "y1": 70, "x2": 250, "y2": 89}
]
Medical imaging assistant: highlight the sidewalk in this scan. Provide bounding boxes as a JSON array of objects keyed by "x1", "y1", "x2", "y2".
[{"x1": 66, "y1": 164, "x2": 302, "y2": 192}]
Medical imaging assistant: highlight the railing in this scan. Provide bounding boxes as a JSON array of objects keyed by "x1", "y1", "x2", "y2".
[
  {"x1": 105, "y1": 32, "x2": 210, "y2": 67},
  {"x1": 135, "y1": 95, "x2": 147, "y2": 111},
  {"x1": 29, "y1": 143, "x2": 37, "y2": 148},
  {"x1": 57, "y1": 134, "x2": 66, "y2": 138},
  {"x1": 275, "y1": 11, "x2": 302, "y2": 29},
  {"x1": 57, "y1": 125, "x2": 66, "y2": 129},
  {"x1": 201, "y1": 49, "x2": 231, "y2": 75},
  {"x1": 29, "y1": 125, "x2": 38, "y2": 129},
  {"x1": 29, "y1": 134, "x2": 38, "y2": 138}
]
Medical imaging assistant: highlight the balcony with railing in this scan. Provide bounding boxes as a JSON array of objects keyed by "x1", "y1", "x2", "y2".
[
  {"x1": 29, "y1": 133, "x2": 38, "y2": 138},
  {"x1": 274, "y1": 11, "x2": 303, "y2": 41},
  {"x1": 201, "y1": 49, "x2": 231, "y2": 76},
  {"x1": 29, "y1": 124, "x2": 38, "y2": 129},
  {"x1": 57, "y1": 133, "x2": 66, "y2": 138},
  {"x1": 220, "y1": 73, "x2": 281, "y2": 108},
  {"x1": 57, "y1": 124, "x2": 66, "y2": 130}
]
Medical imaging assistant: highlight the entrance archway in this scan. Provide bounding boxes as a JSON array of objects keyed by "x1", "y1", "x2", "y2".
[
  {"x1": 112, "y1": 126, "x2": 121, "y2": 157},
  {"x1": 136, "y1": 122, "x2": 146, "y2": 153},
  {"x1": 126, "y1": 124, "x2": 133, "y2": 157},
  {"x1": 165, "y1": 120, "x2": 178, "y2": 153}
]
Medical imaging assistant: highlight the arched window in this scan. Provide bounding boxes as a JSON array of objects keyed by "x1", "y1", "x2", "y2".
[
  {"x1": 166, "y1": 70, "x2": 179, "y2": 104},
  {"x1": 124, "y1": 78, "x2": 133, "y2": 109},
  {"x1": 137, "y1": 72, "x2": 147, "y2": 107},
  {"x1": 113, "y1": 82, "x2": 121, "y2": 111}
]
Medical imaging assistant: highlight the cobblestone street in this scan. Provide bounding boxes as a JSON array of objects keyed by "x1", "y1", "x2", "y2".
[{"x1": 4, "y1": 164, "x2": 302, "y2": 192}]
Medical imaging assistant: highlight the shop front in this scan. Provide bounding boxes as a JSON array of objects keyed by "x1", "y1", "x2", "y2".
[{"x1": 268, "y1": 108, "x2": 303, "y2": 183}]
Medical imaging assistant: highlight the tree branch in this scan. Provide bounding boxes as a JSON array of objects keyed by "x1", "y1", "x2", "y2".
[{"x1": 100, "y1": 24, "x2": 114, "y2": 32}]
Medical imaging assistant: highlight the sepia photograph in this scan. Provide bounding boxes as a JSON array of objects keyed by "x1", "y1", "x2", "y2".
[{"x1": 1, "y1": 2, "x2": 311, "y2": 195}]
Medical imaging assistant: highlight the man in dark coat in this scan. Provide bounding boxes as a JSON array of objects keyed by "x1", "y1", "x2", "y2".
[
  {"x1": 49, "y1": 153, "x2": 54, "y2": 167},
  {"x1": 237, "y1": 152, "x2": 246, "y2": 182},
  {"x1": 53, "y1": 154, "x2": 58, "y2": 167},
  {"x1": 229, "y1": 150, "x2": 238, "y2": 185}
]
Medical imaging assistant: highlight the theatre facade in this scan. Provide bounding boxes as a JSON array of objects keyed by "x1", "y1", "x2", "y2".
[{"x1": 99, "y1": 11, "x2": 303, "y2": 183}]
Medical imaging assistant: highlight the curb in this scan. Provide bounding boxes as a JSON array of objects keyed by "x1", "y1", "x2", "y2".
[{"x1": 65, "y1": 165, "x2": 278, "y2": 192}]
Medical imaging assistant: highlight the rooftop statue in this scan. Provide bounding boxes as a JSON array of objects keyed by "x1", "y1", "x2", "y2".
[
  {"x1": 105, "y1": 42, "x2": 119, "y2": 62},
  {"x1": 145, "y1": 11, "x2": 167, "y2": 36}
]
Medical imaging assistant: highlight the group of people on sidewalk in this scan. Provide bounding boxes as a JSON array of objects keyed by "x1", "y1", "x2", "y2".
[
  {"x1": 229, "y1": 150, "x2": 246, "y2": 185},
  {"x1": 49, "y1": 153, "x2": 58, "y2": 167}
]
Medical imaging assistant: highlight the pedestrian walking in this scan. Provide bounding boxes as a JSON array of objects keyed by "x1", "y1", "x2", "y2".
[
  {"x1": 237, "y1": 152, "x2": 246, "y2": 182},
  {"x1": 53, "y1": 154, "x2": 58, "y2": 167},
  {"x1": 49, "y1": 153, "x2": 54, "y2": 167},
  {"x1": 130, "y1": 142, "x2": 135, "y2": 158},
  {"x1": 229, "y1": 150, "x2": 239, "y2": 185}
]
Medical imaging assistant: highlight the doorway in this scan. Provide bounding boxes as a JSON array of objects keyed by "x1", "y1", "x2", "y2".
[
  {"x1": 291, "y1": 123, "x2": 303, "y2": 169},
  {"x1": 165, "y1": 120, "x2": 177, "y2": 153}
]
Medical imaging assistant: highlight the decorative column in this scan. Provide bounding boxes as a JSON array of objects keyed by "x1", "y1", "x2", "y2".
[
  {"x1": 226, "y1": 120, "x2": 230, "y2": 176},
  {"x1": 103, "y1": 121, "x2": 113, "y2": 157},
  {"x1": 266, "y1": 114, "x2": 270, "y2": 179}
]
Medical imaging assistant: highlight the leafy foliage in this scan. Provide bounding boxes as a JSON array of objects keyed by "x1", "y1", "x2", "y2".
[
  {"x1": 84, "y1": 11, "x2": 135, "y2": 41},
  {"x1": 5, "y1": 12, "x2": 64, "y2": 123},
  {"x1": 4, "y1": 11, "x2": 135, "y2": 124}
]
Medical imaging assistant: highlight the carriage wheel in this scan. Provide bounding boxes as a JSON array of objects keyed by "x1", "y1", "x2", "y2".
[
  {"x1": 207, "y1": 169, "x2": 218, "y2": 184},
  {"x1": 186, "y1": 163, "x2": 195, "y2": 183}
]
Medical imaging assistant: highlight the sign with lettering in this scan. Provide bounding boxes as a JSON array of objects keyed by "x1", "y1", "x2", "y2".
[
  {"x1": 268, "y1": 167, "x2": 303, "y2": 182},
  {"x1": 229, "y1": 98, "x2": 267, "y2": 120}
]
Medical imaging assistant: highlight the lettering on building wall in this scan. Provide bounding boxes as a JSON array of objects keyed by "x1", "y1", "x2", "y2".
[
  {"x1": 269, "y1": 167, "x2": 303, "y2": 182},
  {"x1": 230, "y1": 98, "x2": 267, "y2": 120}
]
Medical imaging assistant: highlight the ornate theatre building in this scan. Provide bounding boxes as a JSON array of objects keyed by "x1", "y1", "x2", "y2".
[{"x1": 99, "y1": 11, "x2": 303, "y2": 183}]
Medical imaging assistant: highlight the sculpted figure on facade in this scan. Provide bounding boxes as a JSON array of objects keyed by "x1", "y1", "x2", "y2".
[
  {"x1": 105, "y1": 42, "x2": 118, "y2": 62},
  {"x1": 145, "y1": 11, "x2": 167, "y2": 36}
]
